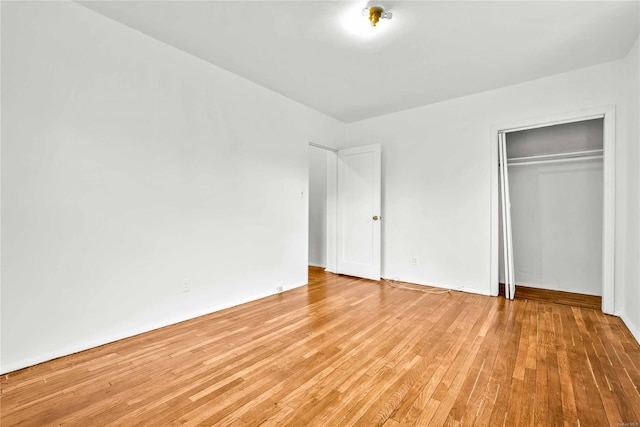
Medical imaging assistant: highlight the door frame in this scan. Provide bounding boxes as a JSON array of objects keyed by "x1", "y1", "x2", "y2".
[
  {"x1": 307, "y1": 142, "x2": 382, "y2": 280},
  {"x1": 490, "y1": 106, "x2": 616, "y2": 314}
]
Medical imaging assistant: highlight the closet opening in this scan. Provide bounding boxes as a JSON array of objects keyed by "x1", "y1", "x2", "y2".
[
  {"x1": 499, "y1": 119, "x2": 604, "y2": 309},
  {"x1": 491, "y1": 107, "x2": 615, "y2": 314}
]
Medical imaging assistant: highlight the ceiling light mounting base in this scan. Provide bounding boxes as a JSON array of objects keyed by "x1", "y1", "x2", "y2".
[{"x1": 362, "y1": 2, "x2": 392, "y2": 27}]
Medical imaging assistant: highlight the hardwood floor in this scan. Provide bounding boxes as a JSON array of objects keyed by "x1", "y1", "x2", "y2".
[{"x1": 2, "y1": 267, "x2": 639, "y2": 426}]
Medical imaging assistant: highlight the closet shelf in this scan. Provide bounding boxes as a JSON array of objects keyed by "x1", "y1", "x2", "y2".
[{"x1": 505, "y1": 149, "x2": 603, "y2": 166}]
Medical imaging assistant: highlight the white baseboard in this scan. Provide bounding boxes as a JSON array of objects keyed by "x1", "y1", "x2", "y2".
[
  {"x1": 1, "y1": 281, "x2": 307, "y2": 375},
  {"x1": 619, "y1": 311, "x2": 640, "y2": 346},
  {"x1": 1, "y1": 306, "x2": 219, "y2": 375},
  {"x1": 381, "y1": 276, "x2": 491, "y2": 296},
  {"x1": 308, "y1": 262, "x2": 326, "y2": 268}
]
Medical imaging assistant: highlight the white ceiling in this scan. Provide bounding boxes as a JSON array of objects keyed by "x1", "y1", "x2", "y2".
[{"x1": 78, "y1": 1, "x2": 639, "y2": 123}]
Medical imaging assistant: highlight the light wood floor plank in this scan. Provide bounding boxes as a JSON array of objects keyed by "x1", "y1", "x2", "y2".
[{"x1": 2, "y1": 267, "x2": 639, "y2": 426}]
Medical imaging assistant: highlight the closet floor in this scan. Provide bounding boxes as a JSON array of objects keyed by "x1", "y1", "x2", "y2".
[{"x1": 499, "y1": 283, "x2": 602, "y2": 310}]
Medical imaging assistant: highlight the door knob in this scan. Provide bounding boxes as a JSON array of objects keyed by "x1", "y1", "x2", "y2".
[{"x1": 372, "y1": 215, "x2": 379, "y2": 221}]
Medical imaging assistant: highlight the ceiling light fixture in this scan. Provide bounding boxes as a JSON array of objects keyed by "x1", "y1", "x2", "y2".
[{"x1": 362, "y1": 2, "x2": 392, "y2": 27}]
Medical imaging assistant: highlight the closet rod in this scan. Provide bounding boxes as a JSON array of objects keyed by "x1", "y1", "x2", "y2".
[
  {"x1": 507, "y1": 155, "x2": 603, "y2": 167},
  {"x1": 308, "y1": 142, "x2": 338, "y2": 152},
  {"x1": 507, "y1": 149, "x2": 603, "y2": 164}
]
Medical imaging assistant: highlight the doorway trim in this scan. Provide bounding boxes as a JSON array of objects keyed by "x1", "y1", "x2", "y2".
[{"x1": 490, "y1": 106, "x2": 616, "y2": 314}]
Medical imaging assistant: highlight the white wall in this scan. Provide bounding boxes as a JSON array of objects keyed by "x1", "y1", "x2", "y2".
[
  {"x1": 0, "y1": 1, "x2": 343, "y2": 373},
  {"x1": 344, "y1": 60, "x2": 631, "y2": 302},
  {"x1": 508, "y1": 159, "x2": 603, "y2": 295},
  {"x1": 621, "y1": 35, "x2": 640, "y2": 342},
  {"x1": 308, "y1": 146, "x2": 327, "y2": 267}
]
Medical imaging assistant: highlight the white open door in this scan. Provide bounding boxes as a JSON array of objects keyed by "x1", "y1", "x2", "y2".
[
  {"x1": 336, "y1": 144, "x2": 381, "y2": 281},
  {"x1": 498, "y1": 132, "x2": 516, "y2": 300}
]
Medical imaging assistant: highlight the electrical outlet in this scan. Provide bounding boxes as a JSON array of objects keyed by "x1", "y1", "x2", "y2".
[
  {"x1": 276, "y1": 286, "x2": 284, "y2": 293},
  {"x1": 183, "y1": 279, "x2": 191, "y2": 293},
  {"x1": 411, "y1": 256, "x2": 419, "y2": 266}
]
